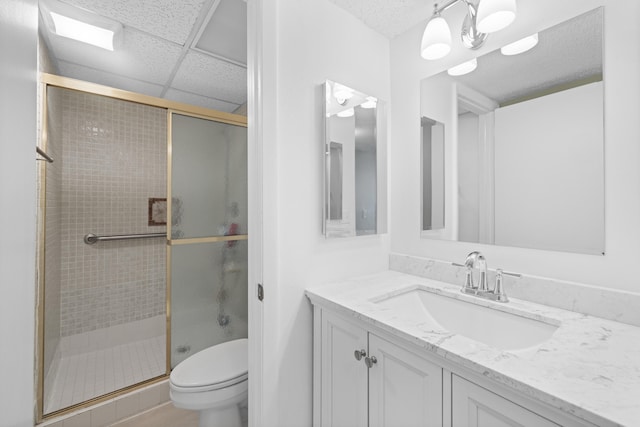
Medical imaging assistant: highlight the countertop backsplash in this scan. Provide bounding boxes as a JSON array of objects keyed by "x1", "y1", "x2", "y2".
[{"x1": 389, "y1": 253, "x2": 640, "y2": 327}]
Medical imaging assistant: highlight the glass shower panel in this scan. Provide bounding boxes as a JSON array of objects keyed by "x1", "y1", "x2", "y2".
[
  {"x1": 41, "y1": 86, "x2": 167, "y2": 416},
  {"x1": 170, "y1": 240, "x2": 248, "y2": 367},
  {"x1": 169, "y1": 112, "x2": 248, "y2": 369},
  {"x1": 170, "y1": 114, "x2": 248, "y2": 240}
]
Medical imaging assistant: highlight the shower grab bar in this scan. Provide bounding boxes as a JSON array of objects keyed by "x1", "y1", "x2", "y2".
[
  {"x1": 36, "y1": 147, "x2": 54, "y2": 163},
  {"x1": 84, "y1": 232, "x2": 166, "y2": 245}
]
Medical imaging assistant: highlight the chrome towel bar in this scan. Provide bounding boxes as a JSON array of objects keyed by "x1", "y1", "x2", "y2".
[{"x1": 84, "y1": 232, "x2": 166, "y2": 245}]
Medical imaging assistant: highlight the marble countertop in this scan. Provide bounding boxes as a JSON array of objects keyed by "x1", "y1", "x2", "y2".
[{"x1": 306, "y1": 271, "x2": 640, "y2": 427}]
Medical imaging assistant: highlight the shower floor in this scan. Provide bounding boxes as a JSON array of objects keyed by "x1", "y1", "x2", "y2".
[{"x1": 44, "y1": 334, "x2": 165, "y2": 414}]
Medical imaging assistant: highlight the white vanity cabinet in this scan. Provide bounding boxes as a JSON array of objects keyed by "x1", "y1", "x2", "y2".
[
  {"x1": 313, "y1": 305, "x2": 596, "y2": 427},
  {"x1": 317, "y1": 309, "x2": 443, "y2": 427},
  {"x1": 452, "y1": 375, "x2": 560, "y2": 427}
]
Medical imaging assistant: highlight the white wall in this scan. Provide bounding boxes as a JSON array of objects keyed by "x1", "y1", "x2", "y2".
[
  {"x1": 0, "y1": 0, "x2": 38, "y2": 425},
  {"x1": 258, "y1": 0, "x2": 390, "y2": 425},
  {"x1": 390, "y1": 0, "x2": 640, "y2": 292},
  {"x1": 494, "y1": 82, "x2": 604, "y2": 254}
]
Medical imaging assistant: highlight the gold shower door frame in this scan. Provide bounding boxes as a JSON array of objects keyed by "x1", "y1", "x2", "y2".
[
  {"x1": 36, "y1": 73, "x2": 247, "y2": 422},
  {"x1": 165, "y1": 108, "x2": 249, "y2": 374}
]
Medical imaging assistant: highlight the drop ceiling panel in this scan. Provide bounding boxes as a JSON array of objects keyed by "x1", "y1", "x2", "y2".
[
  {"x1": 171, "y1": 51, "x2": 247, "y2": 104},
  {"x1": 60, "y1": 0, "x2": 207, "y2": 44},
  {"x1": 48, "y1": 27, "x2": 183, "y2": 85},
  {"x1": 164, "y1": 88, "x2": 240, "y2": 113},
  {"x1": 58, "y1": 61, "x2": 165, "y2": 97},
  {"x1": 194, "y1": 0, "x2": 247, "y2": 66}
]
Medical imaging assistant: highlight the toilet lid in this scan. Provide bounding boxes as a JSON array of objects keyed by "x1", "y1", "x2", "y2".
[{"x1": 171, "y1": 338, "x2": 248, "y2": 389}]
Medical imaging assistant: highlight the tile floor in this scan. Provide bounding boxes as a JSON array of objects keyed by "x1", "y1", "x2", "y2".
[
  {"x1": 45, "y1": 335, "x2": 166, "y2": 414},
  {"x1": 109, "y1": 402, "x2": 199, "y2": 427},
  {"x1": 110, "y1": 400, "x2": 249, "y2": 427}
]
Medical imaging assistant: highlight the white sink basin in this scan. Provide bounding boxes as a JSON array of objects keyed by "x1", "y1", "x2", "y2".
[{"x1": 375, "y1": 288, "x2": 558, "y2": 352}]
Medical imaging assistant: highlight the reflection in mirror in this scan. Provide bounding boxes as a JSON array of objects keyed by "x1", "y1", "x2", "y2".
[
  {"x1": 324, "y1": 81, "x2": 387, "y2": 238},
  {"x1": 421, "y1": 117, "x2": 445, "y2": 231},
  {"x1": 328, "y1": 142, "x2": 343, "y2": 220},
  {"x1": 420, "y1": 7, "x2": 604, "y2": 255}
]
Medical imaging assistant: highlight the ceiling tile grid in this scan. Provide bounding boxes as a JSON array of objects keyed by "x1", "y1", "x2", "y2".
[
  {"x1": 164, "y1": 88, "x2": 240, "y2": 113},
  {"x1": 171, "y1": 50, "x2": 248, "y2": 105},
  {"x1": 41, "y1": 0, "x2": 250, "y2": 112},
  {"x1": 48, "y1": 27, "x2": 184, "y2": 85},
  {"x1": 60, "y1": 0, "x2": 207, "y2": 44},
  {"x1": 57, "y1": 61, "x2": 166, "y2": 97}
]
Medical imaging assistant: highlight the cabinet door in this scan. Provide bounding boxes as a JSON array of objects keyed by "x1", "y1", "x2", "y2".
[
  {"x1": 452, "y1": 375, "x2": 560, "y2": 427},
  {"x1": 321, "y1": 311, "x2": 369, "y2": 427},
  {"x1": 368, "y1": 334, "x2": 443, "y2": 427}
]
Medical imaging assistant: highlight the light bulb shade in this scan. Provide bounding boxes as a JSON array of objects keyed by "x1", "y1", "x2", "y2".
[
  {"x1": 333, "y1": 83, "x2": 354, "y2": 102},
  {"x1": 421, "y1": 15, "x2": 452, "y2": 60},
  {"x1": 337, "y1": 108, "x2": 354, "y2": 118},
  {"x1": 476, "y1": 0, "x2": 516, "y2": 33},
  {"x1": 500, "y1": 33, "x2": 538, "y2": 55},
  {"x1": 361, "y1": 96, "x2": 377, "y2": 109},
  {"x1": 447, "y1": 58, "x2": 478, "y2": 76}
]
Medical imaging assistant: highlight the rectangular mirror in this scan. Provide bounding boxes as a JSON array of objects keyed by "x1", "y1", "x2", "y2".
[
  {"x1": 324, "y1": 81, "x2": 387, "y2": 237},
  {"x1": 420, "y1": 7, "x2": 604, "y2": 255}
]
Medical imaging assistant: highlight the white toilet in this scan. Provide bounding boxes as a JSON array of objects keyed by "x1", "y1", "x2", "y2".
[{"x1": 170, "y1": 338, "x2": 248, "y2": 427}]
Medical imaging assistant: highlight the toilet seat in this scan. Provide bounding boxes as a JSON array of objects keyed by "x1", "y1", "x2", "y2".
[
  {"x1": 171, "y1": 372, "x2": 248, "y2": 393},
  {"x1": 170, "y1": 338, "x2": 248, "y2": 393}
]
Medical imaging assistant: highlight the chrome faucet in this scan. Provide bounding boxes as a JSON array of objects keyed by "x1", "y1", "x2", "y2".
[
  {"x1": 461, "y1": 251, "x2": 509, "y2": 302},
  {"x1": 463, "y1": 251, "x2": 488, "y2": 292}
]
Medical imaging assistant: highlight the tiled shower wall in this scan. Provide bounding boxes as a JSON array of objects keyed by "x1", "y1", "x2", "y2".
[{"x1": 56, "y1": 88, "x2": 167, "y2": 337}]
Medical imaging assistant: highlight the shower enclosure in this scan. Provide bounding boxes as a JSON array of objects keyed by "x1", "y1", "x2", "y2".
[{"x1": 37, "y1": 75, "x2": 248, "y2": 420}]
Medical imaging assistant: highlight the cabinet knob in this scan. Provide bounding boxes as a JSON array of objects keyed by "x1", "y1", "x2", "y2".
[
  {"x1": 365, "y1": 356, "x2": 377, "y2": 368},
  {"x1": 354, "y1": 349, "x2": 367, "y2": 361}
]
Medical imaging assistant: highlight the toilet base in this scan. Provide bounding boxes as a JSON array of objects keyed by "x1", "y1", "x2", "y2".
[{"x1": 199, "y1": 404, "x2": 242, "y2": 427}]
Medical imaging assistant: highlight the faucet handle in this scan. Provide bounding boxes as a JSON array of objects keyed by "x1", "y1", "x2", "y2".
[
  {"x1": 463, "y1": 269, "x2": 474, "y2": 291},
  {"x1": 474, "y1": 254, "x2": 489, "y2": 292},
  {"x1": 478, "y1": 267, "x2": 489, "y2": 292},
  {"x1": 493, "y1": 269, "x2": 509, "y2": 302}
]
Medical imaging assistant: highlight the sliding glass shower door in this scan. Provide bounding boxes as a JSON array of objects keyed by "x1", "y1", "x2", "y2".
[
  {"x1": 40, "y1": 86, "x2": 168, "y2": 416},
  {"x1": 38, "y1": 79, "x2": 248, "y2": 421},
  {"x1": 168, "y1": 112, "x2": 248, "y2": 368}
]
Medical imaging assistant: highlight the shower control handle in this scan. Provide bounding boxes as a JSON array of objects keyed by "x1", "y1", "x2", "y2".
[
  {"x1": 354, "y1": 349, "x2": 367, "y2": 361},
  {"x1": 365, "y1": 356, "x2": 377, "y2": 368}
]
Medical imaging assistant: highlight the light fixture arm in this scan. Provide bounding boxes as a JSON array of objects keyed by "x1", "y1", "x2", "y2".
[
  {"x1": 462, "y1": 0, "x2": 479, "y2": 19},
  {"x1": 430, "y1": 0, "x2": 487, "y2": 51},
  {"x1": 433, "y1": 0, "x2": 464, "y2": 15},
  {"x1": 460, "y1": 0, "x2": 488, "y2": 49}
]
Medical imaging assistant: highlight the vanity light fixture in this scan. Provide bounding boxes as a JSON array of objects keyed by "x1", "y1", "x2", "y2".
[
  {"x1": 50, "y1": 12, "x2": 120, "y2": 51},
  {"x1": 447, "y1": 58, "x2": 478, "y2": 76},
  {"x1": 421, "y1": 0, "x2": 517, "y2": 60},
  {"x1": 333, "y1": 83, "x2": 354, "y2": 105},
  {"x1": 476, "y1": 0, "x2": 517, "y2": 33},
  {"x1": 421, "y1": 8, "x2": 452, "y2": 60},
  {"x1": 500, "y1": 33, "x2": 538, "y2": 55}
]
